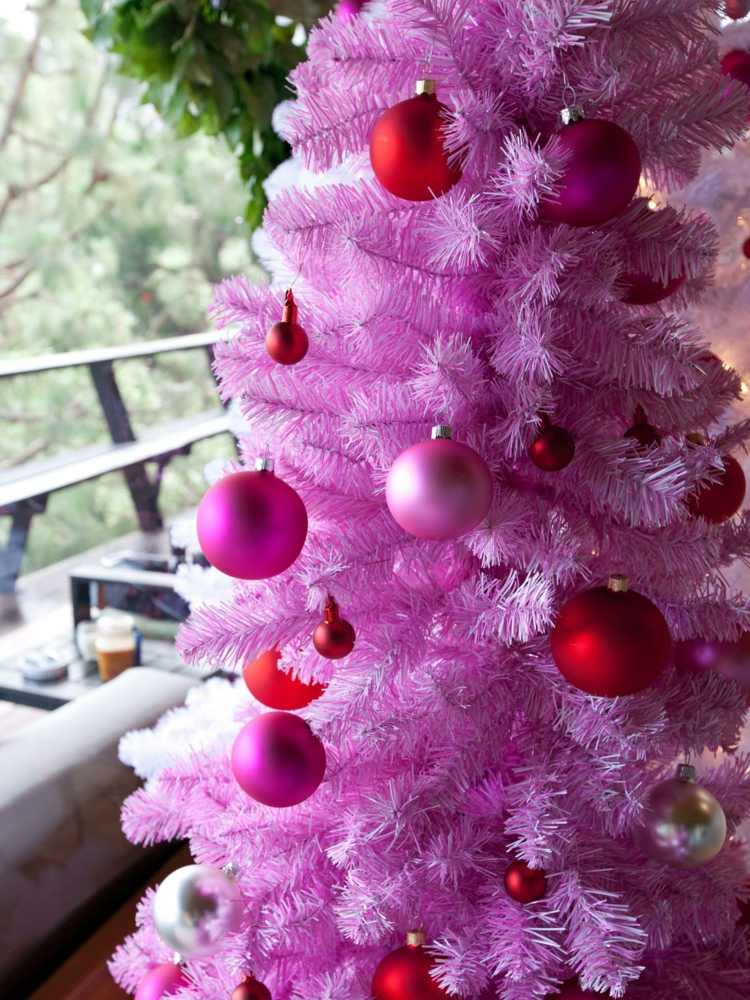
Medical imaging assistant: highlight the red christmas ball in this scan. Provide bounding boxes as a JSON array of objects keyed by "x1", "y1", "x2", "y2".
[
  {"x1": 550, "y1": 575, "x2": 672, "y2": 697},
  {"x1": 686, "y1": 454, "x2": 746, "y2": 524},
  {"x1": 313, "y1": 596, "x2": 356, "y2": 659},
  {"x1": 726, "y1": 0, "x2": 750, "y2": 20},
  {"x1": 624, "y1": 408, "x2": 661, "y2": 449},
  {"x1": 504, "y1": 860, "x2": 547, "y2": 903},
  {"x1": 529, "y1": 424, "x2": 575, "y2": 471},
  {"x1": 232, "y1": 976, "x2": 272, "y2": 1000},
  {"x1": 265, "y1": 290, "x2": 308, "y2": 365},
  {"x1": 372, "y1": 932, "x2": 450, "y2": 1000},
  {"x1": 243, "y1": 648, "x2": 326, "y2": 710},
  {"x1": 742, "y1": 236, "x2": 750, "y2": 259},
  {"x1": 620, "y1": 271, "x2": 685, "y2": 306},
  {"x1": 721, "y1": 49, "x2": 750, "y2": 89},
  {"x1": 370, "y1": 82, "x2": 461, "y2": 202},
  {"x1": 539, "y1": 119, "x2": 641, "y2": 228}
]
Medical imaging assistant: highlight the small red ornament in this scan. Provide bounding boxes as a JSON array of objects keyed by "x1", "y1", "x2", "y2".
[
  {"x1": 529, "y1": 417, "x2": 575, "y2": 471},
  {"x1": 370, "y1": 80, "x2": 461, "y2": 202},
  {"x1": 313, "y1": 596, "x2": 356, "y2": 659},
  {"x1": 372, "y1": 930, "x2": 450, "y2": 1000},
  {"x1": 232, "y1": 975, "x2": 272, "y2": 1000},
  {"x1": 743, "y1": 237, "x2": 750, "y2": 259},
  {"x1": 551, "y1": 575, "x2": 672, "y2": 697},
  {"x1": 624, "y1": 406, "x2": 661, "y2": 449},
  {"x1": 721, "y1": 49, "x2": 750, "y2": 89},
  {"x1": 539, "y1": 115, "x2": 641, "y2": 228},
  {"x1": 738, "y1": 886, "x2": 750, "y2": 927},
  {"x1": 620, "y1": 271, "x2": 685, "y2": 306},
  {"x1": 504, "y1": 860, "x2": 547, "y2": 903},
  {"x1": 685, "y1": 436, "x2": 746, "y2": 524},
  {"x1": 243, "y1": 648, "x2": 326, "y2": 710},
  {"x1": 265, "y1": 290, "x2": 308, "y2": 365},
  {"x1": 726, "y1": 0, "x2": 750, "y2": 19}
]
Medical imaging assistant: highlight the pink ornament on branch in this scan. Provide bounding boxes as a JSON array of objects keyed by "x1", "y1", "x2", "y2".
[
  {"x1": 231, "y1": 711, "x2": 326, "y2": 808},
  {"x1": 135, "y1": 964, "x2": 189, "y2": 1000}
]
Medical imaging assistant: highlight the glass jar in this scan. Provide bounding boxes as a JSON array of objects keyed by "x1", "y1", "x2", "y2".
[{"x1": 94, "y1": 610, "x2": 136, "y2": 681}]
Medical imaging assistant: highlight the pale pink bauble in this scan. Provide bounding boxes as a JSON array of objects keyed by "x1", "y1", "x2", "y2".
[
  {"x1": 135, "y1": 963, "x2": 189, "y2": 1000},
  {"x1": 231, "y1": 711, "x2": 326, "y2": 808},
  {"x1": 386, "y1": 438, "x2": 492, "y2": 540},
  {"x1": 196, "y1": 470, "x2": 307, "y2": 580},
  {"x1": 393, "y1": 542, "x2": 474, "y2": 594}
]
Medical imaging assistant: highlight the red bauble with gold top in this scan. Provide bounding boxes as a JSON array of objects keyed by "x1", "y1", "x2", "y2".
[
  {"x1": 551, "y1": 575, "x2": 671, "y2": 697},
  {"x1": 231, "y1": 976, "x2": 272, "y2": 1000},
  {"x1": 529, "y1": 417, "x2": 575, "y2": 472},
  {"x1": 504, "y1": 860, "x2": 547, "y2": 903},
  {"x1": 370, "y1": 80, "x2": 461, "y2": 202},
  {"x1": 243, "y1": 648, "x2": 326, "y2": 710},
  {"x1": 371, "y1": 930, "x2": 450, "y2": 1000},
  {"x1": 265, "y1": 290, "x2": 308, "y2": 365}
]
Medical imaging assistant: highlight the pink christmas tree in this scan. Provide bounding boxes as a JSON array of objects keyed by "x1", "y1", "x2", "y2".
[{"x1": 112, "y1": 3, "x2": 750, "y2": 999}]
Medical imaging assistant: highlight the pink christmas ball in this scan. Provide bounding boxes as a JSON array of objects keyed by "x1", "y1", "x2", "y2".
[
  {"x1": 386, "y1": 435, "x2": 492, "y2": 540},
  {"x1": 539, "y1": 119, "x2": 641, "y2": 228},
  {"x1": 337, "y1": 0, "x2": 366, "y2": 17},
  {"x1": 675, "y1": 637, "x2": 723, "y2": 674},
  {"x1": 715, "y1": 631, "x2": 750, "y2": 691},
  {"x1": 231, "y1": 711, "x2": 326, "y2": 808},
  {"x1": 135, "y1": 963, "x2": 189, "y2": 1000},
  {"x1": 197, "y1": 469, "x2": 307, "y2": 580}
]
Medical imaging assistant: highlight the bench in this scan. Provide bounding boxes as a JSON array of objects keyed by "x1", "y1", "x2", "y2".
[{"x1": 0, "y1": 335, "x2": 231, "y2": 593}]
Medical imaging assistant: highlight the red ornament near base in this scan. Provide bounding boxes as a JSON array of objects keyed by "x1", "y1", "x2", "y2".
[
  {"x1": 539, "y1": 114, "x2": 641, "y2": 228},
  {"x1": 232, "y1": 975, "x2": 272, "y2": 1000},
  {"x1": 551, "y1": 575, "x2": 672, "y2": 697},
  {"x1": 265, "y1": 290, "x2": 308, "y2": 366},
  {"x1": 620, "y1": 271, "x2": 684, "y2": 306},
  {"x1": 685, "y1": 436, "x2": 746, "y2": 524},
  {"x1": 244, "y1": 648, "x2": 326, "y2": 710},
  {"x1": 504, "y1": 860, "x2": 547, "y2": 903},
  {"x1": 370, "y1": 80, "x2": 461, "y2": 202},
  {"x1": 624, "y1": 406, "x2": 661, "y2": 449},
  {"x1": 721, "y1": 49, "x2": 750, "y2": 90},
  {"x1": 529, "y1": 417, "x2": 575, "y2": 471},
  {"x1": 743, "y1": 236, "x2": 750, "y2": 259},
  {"x1": 726, "y1": 0, "x2": 750, "y2": 19},
  {"x1": 313, "y1": 596, "x2": 356, "y2": 659},
  {"x1": 135, "y1": 963, "x2": 189, "y2": 1000},
  {"x1": 372, "y1": 930, "x2": 450, "y2": 1000}
]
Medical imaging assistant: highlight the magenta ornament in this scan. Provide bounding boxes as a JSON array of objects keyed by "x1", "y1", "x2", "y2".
[
  {"x1": 674, "y1": 637, "x2": 723, "y2": 674},
  {"x1": 386, "y1": 427, "x2": 492, "y2": 540},
  {"x1": 539, "y1": 118, "x2": 641, "y2": 228},
  {"x1": 231, "y1": 711, "x2": 326, "y2": 807},
  {"x1": 196, "y1": 464, "x2": 307, "y2": 580},
  {"x1": 135, "y1": 963, "x2": 189, "y2": 1000},
  {"x1": 337, "y1": 0, "x2": 367, "y2": 17}
]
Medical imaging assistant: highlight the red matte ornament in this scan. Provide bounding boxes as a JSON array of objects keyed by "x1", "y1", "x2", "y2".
[
  {"x1": 313, "y1": 596, "x2": 356, "y2": 659},
  {"x1": 743, "y1": 237, "x2": 750, "y2": 259},
  {"x1": 686, "y1": 445, "x2": 746, "y2": 524},
  {"x1": 231, "y1": 975, "x2": 272, "y2": 1000},
  {"x1": 529, "y1": 417, "x2": 575, "y2": 471},
  {"x1": 371, "y1": 930, "x2": 451, "y2": 1000},
  {"x1": 726, "y1": 0, "x2": 750, "y2": 19},
  {"x1": 624, "y1": 406, "x2": 661, "y2": 449},
  {"x1": 265, "y1": 290, "x2": 308, "y2": 365},
  {"x1": 550, "y1": 575, "x2": 672, "y2": 697},
  {"x1": 243, "y1": 648, "x2": 326, "y2": 710},
  {"x1": 370, "y1": 80, "x2": 461, "y2": 202},
  {"x1": 721, "y1": 49, "x2": 750, "y2": 89},
  {"x1": 620, "y1": 271, "x2": 685, "y2": 306},
  {"x1": 504, "y1": 860, "x2": 547, "y2": 903},
  {"x1": 539, "y1": 118, "x2": 641, "y2": 228}
]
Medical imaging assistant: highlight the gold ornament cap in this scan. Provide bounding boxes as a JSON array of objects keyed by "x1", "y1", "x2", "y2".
[
  {"x1": 676, "y1": 763, "x2": 697, "y2": 783},
  {"x1": 607, "y1": 574, "x2": 630, "y2": 593},
  {"x1": 431, "y1": 424, "x2": 452, "y2": 440},
  {"x1": 255, "y1": 457, "x2": 274, "y2": 473},
  {"x1": 686, "y1": 432, "x2": 706, "y2": 446},
  {"x1": 415, "y1": 79, "x2": 436, "y2": 96},
  {"x1": 406, "y1": 929, "x2": 427, "y2": 947},
  {"x1": 560, "y1": 105, "x2": 585, "y2": 126}
]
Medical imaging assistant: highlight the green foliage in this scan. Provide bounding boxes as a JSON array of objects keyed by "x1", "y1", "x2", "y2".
[{"x1": 80, "y1": 0, "x2": 311, "y2": 226}]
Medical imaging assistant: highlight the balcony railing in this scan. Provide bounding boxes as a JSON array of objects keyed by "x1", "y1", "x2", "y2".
[{"x1": 0, "y1": 333, "x2": 231, "y2": 593}]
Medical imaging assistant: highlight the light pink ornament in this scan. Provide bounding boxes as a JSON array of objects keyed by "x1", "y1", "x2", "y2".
[
  {"x1": 135, "y1": 963, "x2": 189, "y2": 1000},
  {"x1": 231, "y1": 711, "x2": 326, "y2": 807},
  {"x1": 386, "y1": 426, "x2": 492, "y2": 540},
  {"x1": 196, "y1": 460, "x2": 308, "y2": 580},
  {"x1": 392, "y1": 542, "x2": 473, "y2": 594}
]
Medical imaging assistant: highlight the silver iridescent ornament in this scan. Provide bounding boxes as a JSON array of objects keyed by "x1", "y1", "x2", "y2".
[
  {"x1": 153, "y1": 864, "x2": 241, "y2": 957},
  {"x1": 641, "y1": 764, "x2": 727, "y2": 868}
]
